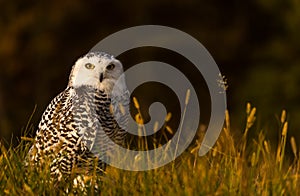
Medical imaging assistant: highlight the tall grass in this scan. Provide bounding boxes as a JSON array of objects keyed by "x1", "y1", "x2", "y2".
[{"x1": 0, "y1": 103, "x2": 299, "y2": 195}]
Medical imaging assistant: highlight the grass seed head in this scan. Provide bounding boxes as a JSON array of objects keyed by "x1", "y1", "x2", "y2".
[
  {"x1": 185, "y1": 89, "x2": 191, "y2": 105},
  {"x1": 290, "y1": 136, "x2": 297, "y2": 159},
  {"x1": 281, "y1": 110, "x2": 286, "y2": 123},
  {"x1": 282, "y1": 122, "x2": 288, "y2": 136},
  {"x1": 133, "y1": 97, "x2": 140, "y2": 109}
]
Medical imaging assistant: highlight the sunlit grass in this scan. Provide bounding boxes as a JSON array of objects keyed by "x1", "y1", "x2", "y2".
[{"x1": 1, "y1": 103, "x2": 299, "y2": 195}]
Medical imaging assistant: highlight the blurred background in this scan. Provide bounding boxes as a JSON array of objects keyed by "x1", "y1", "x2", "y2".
[{"x1": 1, "y1": 0, "x2": 300, "y2": 148}]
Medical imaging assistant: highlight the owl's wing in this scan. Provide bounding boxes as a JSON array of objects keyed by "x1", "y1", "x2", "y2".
[
  {"x1": 72, "y1": 86, "x2": 128, "y2": 164},
  {"x1": 86, "y1": 91, "x2": 128, "y2": 166},
  {"x1": 26, "y1": 87, "x2": 80, "y2": 167}
]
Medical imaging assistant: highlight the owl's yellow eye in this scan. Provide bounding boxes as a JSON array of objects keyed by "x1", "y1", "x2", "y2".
[
  {"x1": 106, "y1": 63, "x2": 115, "y2": 70},
  {"x1": 85, "y1": 63, "x2": 95, "y2": 69}
]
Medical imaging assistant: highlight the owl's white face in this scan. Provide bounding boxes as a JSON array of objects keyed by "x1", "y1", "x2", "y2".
[{"x1": 69, "y1": 52, "x2": 125, "y2": 93}]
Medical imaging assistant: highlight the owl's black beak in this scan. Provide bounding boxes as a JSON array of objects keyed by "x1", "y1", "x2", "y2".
[{"x1": 100, "y1": 73, "x2": 104, "y2": 83}]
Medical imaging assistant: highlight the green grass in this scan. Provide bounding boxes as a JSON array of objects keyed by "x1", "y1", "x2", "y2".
[{"x1": 1, "y1": 103, "x2": 299, "y2": 195}]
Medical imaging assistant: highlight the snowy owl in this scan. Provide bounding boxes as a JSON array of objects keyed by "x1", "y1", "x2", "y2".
[{"x1": 26, "y1": 52, "x2": 129, "y2": 184}]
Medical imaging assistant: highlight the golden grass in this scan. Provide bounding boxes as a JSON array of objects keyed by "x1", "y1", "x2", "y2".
[{"x1": 0, "y1": 103, "x2": 299, "y2": 195}]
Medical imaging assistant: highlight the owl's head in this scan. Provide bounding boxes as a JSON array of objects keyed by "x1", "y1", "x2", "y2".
[{"x1": 68, "y1": 52, "x2": 125, "y2": 93}]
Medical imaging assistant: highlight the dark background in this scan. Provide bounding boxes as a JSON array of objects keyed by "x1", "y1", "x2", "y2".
[{"x1": 1, "y1": 0, "x2": 300, "y2": 147}]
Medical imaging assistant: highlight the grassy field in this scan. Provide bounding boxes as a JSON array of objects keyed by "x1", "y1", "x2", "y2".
[{"x1": 0, "y1": 103, "x2": 299, "y2": 195}]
